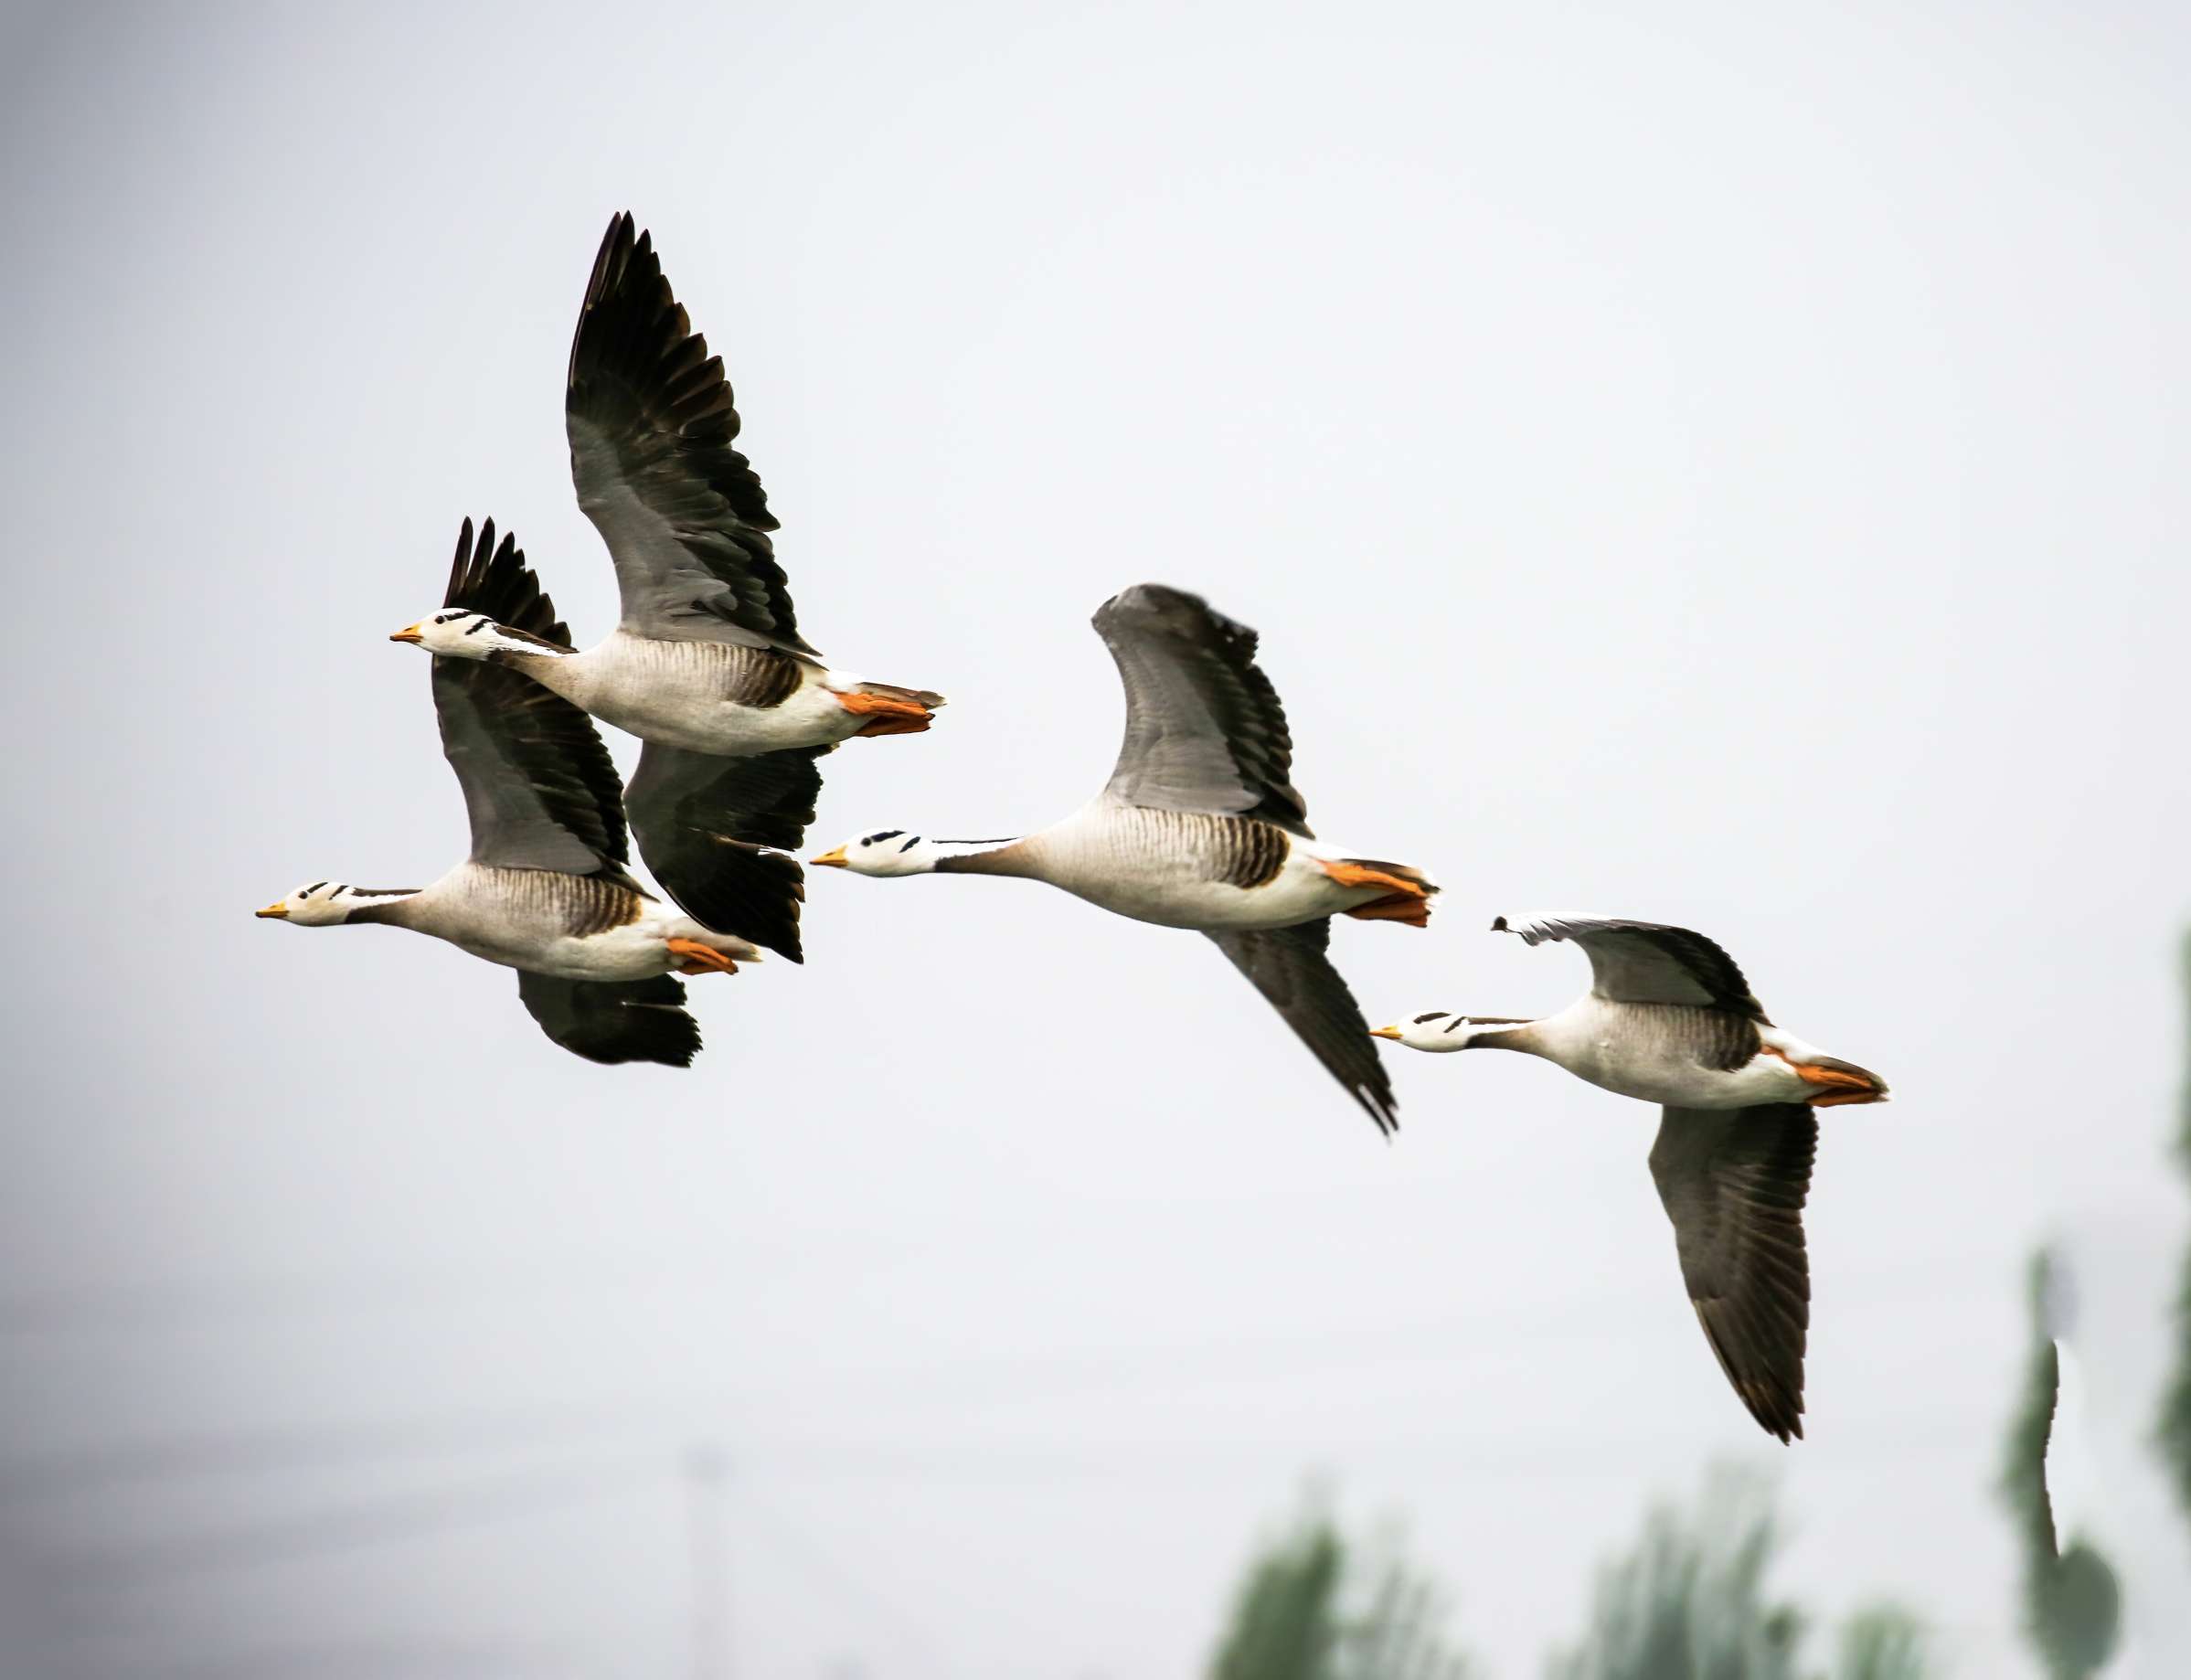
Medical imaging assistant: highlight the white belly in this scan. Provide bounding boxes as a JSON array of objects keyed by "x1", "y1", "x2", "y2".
[
  {"x1": 1566, "y1": 1051, "x2": 1812, "y2": 1110},
  {"x1": 585, "y1": 675, "x2": 856, "y2": 755},
  {"x1": 411, "y1": 874, "x2": 727, "y2": 983},
  {"x1": 1035, "y1": 816, "x2": 1379, "y2": 931},
  {"x1": 544, "y1": 639, "x2": 862, "y2": 754}
]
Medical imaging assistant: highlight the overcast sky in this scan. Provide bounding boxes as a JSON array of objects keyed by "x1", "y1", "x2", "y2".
[{"x1": 4, "y1": 2, "x2": 2190, "y2": 1675}]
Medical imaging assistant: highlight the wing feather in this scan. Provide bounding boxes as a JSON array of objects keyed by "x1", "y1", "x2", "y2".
[
  {"x1": 1205, "y1": 920, "x2": 1397, "y2": 1136},
  {"x1": 1494, "y1": 913, "x2": 1768, "y2": 1019},
  {"x1": 516, "y1": 971, "x2": 700, "y2": 1067},
  {"x1": 625, "y1": 744, "x2": 823, "y2": 962},
  {"x1": 434, "y1": 519, "x2": 633, "y2": 881},
  {"x1": 1093, "y1": 583, "x2": 1310, "y2": 836},
  {"x1": 1648, "y1": 1103, "x2": 1816, "y2": 1442},
  {"x1": 566, "y1": 212, "x2": 814, "y2": 652}
]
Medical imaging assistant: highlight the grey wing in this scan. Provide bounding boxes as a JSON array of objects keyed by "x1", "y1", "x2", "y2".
[
  {"x1": 1493, "y1": 912, "x2": 1768, "y2": 1018},
  {"x1": 1206, "y1": 920, "x2": 1398, "y2": 1136},
  {"x1": 516, "y1": 971, "x2": 700, "y2": 1068},
  {"x1": 1092, "y1": 583, "x2": 1312, "y2": 838},
  {"x1": 625, "y1": 744, "x2": 823, "y2": 963},
  {"x1": 1648, "y1": 1103, "x2": 1817, "y2": 1442},
  {"x1": 566, "y1": 212, "x2": 815, "y2": 654},
  {"x1": 435, "y1": 519, "x2": 635, "y2": 880}
]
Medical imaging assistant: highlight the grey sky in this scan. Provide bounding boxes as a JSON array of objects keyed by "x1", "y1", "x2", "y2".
[{"x1": 4, "y1": 1, "x2": 2190, "y2": 1675}]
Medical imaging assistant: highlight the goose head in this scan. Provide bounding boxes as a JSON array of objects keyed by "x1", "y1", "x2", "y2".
[
  {"x1": 809, "y1": 830, "x2": 941, "y2": 877},
  {"x1": 256, "y1": 880, "x2": 370, "y2": 925},
  {"x1": 1370, "y1": 1011, "x2": 1519, "y2": 1052},
  {"x1": 388, "y1": 611, "x2": 561, "y2": 660}
]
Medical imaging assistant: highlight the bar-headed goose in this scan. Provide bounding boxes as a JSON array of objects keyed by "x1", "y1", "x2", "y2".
[
  {"x1": 811, "y1": 584, "x2": 1438, "y2": 1135},
  {"x1": 389, "y1": 212, "x2": 941, "y2": 962},
  {"x1": 261, "y1": 520, "x2": 759, "y2": 1068},
  {"x1": 1372, "y1": 913, "x2": 1888, "y2": 1441}
]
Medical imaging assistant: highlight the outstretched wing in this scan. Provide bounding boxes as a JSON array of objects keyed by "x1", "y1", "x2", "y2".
[
  {"x1": 625, "y1": 744, "x2": 823, "y2": 963},
  {"x1": 516, "y1": 971, "x2": 700, "y2": 1068},
  {"x1": 1093, "y1": 583, "x2": 1311, "y2": 838},
  {"x1": 566, "y1": 212, "x2": 814, "y2": 654},
  {"x1": 1206, "y1": 920, "x2": 1397, "y2": 1136},
  {"x1": 1648, "y1": 1103, "x2": 1816, "y2": 1442},
  {"x1": 434, "y1": 519, "x2": 633, "y2": 881},
  {"x1": 1493, "y1": 913, "x2": 1767, "y2": 1019}
]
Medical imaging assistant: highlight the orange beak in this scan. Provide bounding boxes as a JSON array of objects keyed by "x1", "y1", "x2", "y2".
[
  {"x1": 1368, "y1": 1025, "x2": 1403, "y2": 1041},
  {"x1": 255, "y1": 901, "x2": 290, "y2": 920},
  {"x1": 389, "y1": 623, "x2": 425, "y2": 643},
  {"x1": 809, "y1": 846, "x2": 849, "y2": 868}
]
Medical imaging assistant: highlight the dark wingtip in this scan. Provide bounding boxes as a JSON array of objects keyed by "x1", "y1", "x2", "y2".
[{"x1": 1490, "y1": 916, "x2": 1510, "y2": 932}]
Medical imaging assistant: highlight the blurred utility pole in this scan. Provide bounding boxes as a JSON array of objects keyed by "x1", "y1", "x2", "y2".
[{"x1": 686, "y1": 1444, "x2": 729, "y2": 1680}]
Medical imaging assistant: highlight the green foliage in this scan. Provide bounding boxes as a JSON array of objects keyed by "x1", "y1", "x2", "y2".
[
  {"x1": 1544, "y1": 1465, "x2": 1806, "y2": 1680},
  {"x1": 2000, "y1": 1251, "x2": 2121, "y2": 1678},
  {"x1": 1830, "y1": 1605, "x2": 1928, "y2": 1680},
  {"x1": 1209, "y1": 1508, "x2": 1343, "y2": 1680},
  {"x1": 2159, "y1": 930, "x2": 2191, "y2": 1525},
  {"x1": 1207, "y1": 1499, "x2": 1471, "y2": 1680}
]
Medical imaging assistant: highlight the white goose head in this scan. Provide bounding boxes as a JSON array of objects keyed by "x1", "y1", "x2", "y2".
[
  {"x1": 1369, "y1": 1011, "x2": 1526, "y2": 1052},
  {"x1": 388, "y1": 610, "x2": 566, "y2": 661},
  {"x1": 253, "y1": 880, "x2": 396, "y2": 925},
  {"x1": 809, "y1": 829, "x2": 946, "y2": 877}
]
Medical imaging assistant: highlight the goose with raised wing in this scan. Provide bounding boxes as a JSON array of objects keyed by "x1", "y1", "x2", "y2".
[
  {"x1": 260, "y1": 520, "x2": 757, "y2": 1068},
  {"x1": 811, "y1": 583, "x2": 1438, "y2": 1135},
  {"x1": 390, "y1": 212, "x2": 941, "y2": 962},
  {"x1": 1372, "y1": 914, "x2": 1888, "y2": 1441}
]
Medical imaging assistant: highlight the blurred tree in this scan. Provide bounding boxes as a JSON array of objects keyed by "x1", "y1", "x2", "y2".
[
  {"x1": 1830, "y1": 1606, "x2": 1928, "y2": 1680},
  {"x1": 1542, "y1": 1466, "x2": 1932, "y2": 1680},
  {"x1": 2000, "y1": 1250, "x2": 2122, "y2": 1678},
  {"x1": 2160, "y1": 930, "x2": 2191, "y2": 1526},
  {"x1": 1207, "y1": 1497, "x2": 1471, "y2": 1680},
  {"x1": 1544, "y1": 1464, "x2": 1805, "y2": 1680}
]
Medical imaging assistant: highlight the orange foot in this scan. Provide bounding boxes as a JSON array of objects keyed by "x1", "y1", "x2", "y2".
[
  {"x1": 665, "y1": 938, "x2": 738, "y2": 977},
  {"x1": 1319, "y1": 859, "x2": 1433, "y2": 927},
  {"x1": 1345, "y1": 893, "x2": 1431, "y2": 928},
  {"x1": 1792, "y1": 1061, "x2": 1886, "y2": 1107},
  {"x1": 836, "y1": 691, "x2": 935, "y2": 738}
]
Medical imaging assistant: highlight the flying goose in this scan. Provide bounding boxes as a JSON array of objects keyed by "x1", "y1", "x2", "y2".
[
  {"x1": 811, "y1": 583, "x2": 1438, "y2": 1134},
  {"x1": 1372, "y1": 913, "x2": 1889, "y2": 1440},
  {"x1": 390, "y1": 212, "x2": 941, "y2": 962},
  {"x1": 259, "y1": 520, "x2": 758, "y2": 1068}
]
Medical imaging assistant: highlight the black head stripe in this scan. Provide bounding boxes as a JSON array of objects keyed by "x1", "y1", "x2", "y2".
[
  {"x1": 302, "y1": 881, "x2": 327, "y2": 897},
  {"x1": 463, "y1": 616, "x2": 491, "y2": 635},
  {"x1": 899, "y1": 835, "x2": 920, "y2": 853},
  {"x1": 1412, "y1": 1011, "x2": 1448, "y2": 1025},
  {"x1": 866, "y1": 830, "x2": 903, "y2": 845}
]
